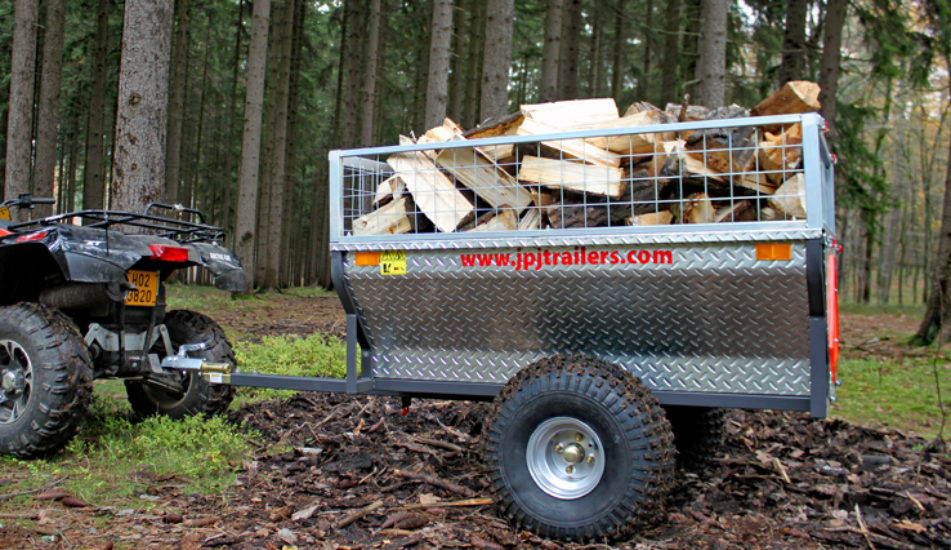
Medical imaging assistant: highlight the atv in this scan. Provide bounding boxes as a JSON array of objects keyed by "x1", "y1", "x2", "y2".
[{"x1": 0, "y1": 194, "x2": 246, "y2": 458}]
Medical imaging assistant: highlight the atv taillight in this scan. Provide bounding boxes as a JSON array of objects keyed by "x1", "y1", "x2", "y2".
[
  {"x1": 15, "y1": 230, "x2": 50, "y2": 243},
  {"x1": 149, "y1": 244, "x2": 189, "y2": 262}
]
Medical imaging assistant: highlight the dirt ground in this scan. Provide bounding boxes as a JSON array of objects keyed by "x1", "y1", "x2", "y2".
[{"x1": 4, "y1": 294, "x2": 950, "y2": 549}]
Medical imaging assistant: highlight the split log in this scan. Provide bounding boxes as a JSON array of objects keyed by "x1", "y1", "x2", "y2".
[
  {"x1": 685, "y1": 105, "x2": 756, "y2": 175},
  {"x1": 629, "y1": 210, "x2": 673, "y2": 226},
  {"x1": 759, "y1": 123, "x2": 803, "y2": 183},
  {"x1": 467, "y1": 210, "x2": 518, "y2": 232},
  {"x1": 517, "y1": 117, "x2": 622, "y2": 168},
  {"x1": 682, "y1": 193, "x2": 716, "y2": 224},
  {"x1": 518, "y1": 208, "x2": 544, "y2": 230},
  {"x1": 751, "y1": 80, "x2": 821, "y2": 118},
  {"x1": 464, "y1": 112, "x2": 524, "y2": 140},
  {"x1": 654, "y1": 140, "x2": 727, "y2": 184},
  {"x1": 352, "y1": 197, "x2": 413, "y2": 236},
  {"x1": 373, "y1": 175, "x2": 406, "y2": 207},
  {"x1": 664, "y1": 103, "x2": 711, "y2": 121},
  {"x1": 435, "y1": 146, "x2": 533, "y2": 212},
  {"x1": 768, "y1": 173, "x2": 808, "y2": 219},
  {"x1": 519, "y1": 156, "x2": 626, "y2": 199},
  {"x1": 386, "y1": 136, "x2": 474, "y2": 232},
  {"x1": 714, "y1": 200, "x2": 755, "y2": 223},
  {"x1": 582, "y1": 109, "x2": 675, "y2": 156},
  {"x1": 520, "y1": 98, "x2": 620, "y2": 129}
]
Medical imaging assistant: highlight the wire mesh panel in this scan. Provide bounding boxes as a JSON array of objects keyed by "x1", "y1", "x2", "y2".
[{"x1": 335, "y1": 113, "x2": 826, "y2": 241}]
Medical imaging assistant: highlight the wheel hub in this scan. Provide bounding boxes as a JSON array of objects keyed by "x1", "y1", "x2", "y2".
[
  {"x1": 2, "y1": 371, "x2": 25, "y2": 394},
  {"x1": 0, "y1": 339, "x2": 33, "y2": 423},
  {"x1": 526, "y1": 417, "x2": 605, "y2": 500}
]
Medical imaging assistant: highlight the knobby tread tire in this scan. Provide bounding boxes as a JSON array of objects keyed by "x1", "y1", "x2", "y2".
[
  {"x1": 0, "y1": 303, "x2": 93, "y2": 458},
  {"x1": 484, "y1": 354, "x2": 675, "y2": 541},
  {"x1": 665, "y1": 406, "x2": 727, "y2": 471},
  {"x1": 125, "y1": 310, "x2": 235, "y2": 419}
]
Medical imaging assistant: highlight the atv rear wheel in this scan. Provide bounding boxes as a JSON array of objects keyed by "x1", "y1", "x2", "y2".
[
  {"x1": 125, "y1": 310, "x2": 234, "y2": 419},
  {"x1": 0, "y1": 303, "x2": 93, "y2": 458},
  {"x1": 484, "y1": 354, "x2": 674, "y2": 541}
]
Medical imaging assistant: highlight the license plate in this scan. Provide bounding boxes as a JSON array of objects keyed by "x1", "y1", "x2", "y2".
[
  {"x1": 125, "y1": 270, "x2": 159, "y2": 307},
  {"x1": 0, "y1": 206, "x2": 9, "y2": 221}
]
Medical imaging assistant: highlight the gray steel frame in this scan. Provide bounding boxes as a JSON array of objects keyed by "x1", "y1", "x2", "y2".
[{"x1": 227, "y1": 113, "x2": 835, "y2": 417}]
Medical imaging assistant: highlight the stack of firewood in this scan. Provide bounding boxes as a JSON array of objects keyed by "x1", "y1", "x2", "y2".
[{"x1": 352, "y1": 81, "x2": 820, "y2": 236}]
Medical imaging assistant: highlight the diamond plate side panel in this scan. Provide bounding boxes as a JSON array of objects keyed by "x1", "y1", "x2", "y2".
[{"x1": 344, "y1": 241, "x2": 812, "y2": 396}]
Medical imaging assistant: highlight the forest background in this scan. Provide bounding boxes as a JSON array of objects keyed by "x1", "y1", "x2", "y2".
[{"x1": 1, "y1": 0, "x2": 950, "y2": 340}]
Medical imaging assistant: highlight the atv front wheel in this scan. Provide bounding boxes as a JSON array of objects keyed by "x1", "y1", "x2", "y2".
[
  {"x1": 0, "y1": 303, "x2": 93, "y2": 458},
  {"x1": 125, "y1": 310, "x2": 234, "y2": 419}
]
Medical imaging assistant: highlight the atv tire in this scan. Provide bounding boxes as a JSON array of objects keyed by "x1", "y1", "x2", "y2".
[
  {"x1": 664, "y1": 406, "x2": 726, "y2": 471},
  {"x1": 484, "y1": 354, "x2": 674, "y2": 541},
  {"x1": 0, "y1": 303, "x2": 93, "y2": 458},
  {"x1": 125, "y1": 310, "x2": 234, "y2": 419}
]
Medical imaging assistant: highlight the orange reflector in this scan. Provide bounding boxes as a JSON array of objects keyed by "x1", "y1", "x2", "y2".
[
  {"x1": 755, "y1": 243, "x2": 792, "y2": 261},
  {"x1": 354, "y1": 251, "x2": 381, "y2": 266}
]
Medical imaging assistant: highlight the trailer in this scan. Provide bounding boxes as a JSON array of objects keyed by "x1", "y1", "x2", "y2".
[{"x1": 215, "y1": 111, "x2": 839, "y2": 540}]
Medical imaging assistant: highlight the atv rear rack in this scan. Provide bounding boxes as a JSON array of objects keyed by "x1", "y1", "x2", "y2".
[{"x1": 8, "y1": 203, "x2": 225, "y2": 244}]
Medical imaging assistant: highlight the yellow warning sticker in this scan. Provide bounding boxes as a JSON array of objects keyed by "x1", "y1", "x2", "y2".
[
  {"x1": 380, "y1": 250, "x2": 406, "y2": 276},
  {"x1": 0, "y1": 207, "x2": 10, "y2": 221}
]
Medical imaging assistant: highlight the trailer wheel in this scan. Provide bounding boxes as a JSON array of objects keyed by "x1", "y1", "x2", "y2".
[
  {"x1": 125, "y1": 310, "x2": 234, "y2": 419},
  {"x1": 484, "y1": 354, "x2": 674, "y2": 541},
  {"x1": 0, "y1": 303, "x2": 93, "y2": 458},
  {"x1": 665, "y1": 406, "x2": 726, "y2": 471}
]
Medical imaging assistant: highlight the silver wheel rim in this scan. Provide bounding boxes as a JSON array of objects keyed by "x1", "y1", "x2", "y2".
[
  {"x1": 526, "y1": 416, "x2": 605, "y2": 499},
  {"x1": 0, "y1": 340, "x2": 33, "y2": 424}
]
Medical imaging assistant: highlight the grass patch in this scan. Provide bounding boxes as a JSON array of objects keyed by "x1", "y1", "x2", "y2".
[
  {"x1": 233, "y1": 333, "x2": 347, "y2": 403},
  {"x1": 0, "y1": 385, "x2": 255, "y2": 509},
  {"x1": 840, "y1": 301, "x2": 926, "y2": 318},
  {"x1": 166, "y1": 282, "x2": 331, "y2": 312},
  {"x1": 831, "y1": 356, "x2": 950, "y2": 440}
]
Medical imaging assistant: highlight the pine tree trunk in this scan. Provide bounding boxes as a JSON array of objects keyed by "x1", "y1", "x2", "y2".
[
  {"x1": 611, "y1": 0, "x2": 626, "y2": 101},
  {"x1": 636, "y1": 0, "x2": 653, "y2": 101},
  {"x1": 281, "y1": 0, "x2": 304, "y2": 286},
  {"x1": 360, "y1": 0, "x2": 382, "y2": 145},
  {"x1": 412, "y1": 1, "x2": 430, "y2": 133},
  {"x1": 33, "y1": 0, "x2": 66, "y2": 217},
  {"x1": 165, "y1": 0, "x2": 190, "y2": 204},
  {"x1": 779, "y1": 0, "x2": 807, "y2": 85},
  {"x1": 659, "y1": 0, "x2": 681, "y2": 104},
  {"x1": 588, "y1": 2, "x2": 604, "y2": 97},
  {"x1": 818, "y1": 0, "x2": 846, "y2": 136},
  {"x1": 3, "y1": 0, "x2": 39, "y2": 213},
  {"x1": 448, "y1": 0, "x2": 468, "y2": 120},
  {"x1": 540, "y1": 0, "x2": 563, "y2": 102},
  {"x1": 463, "y1": 0, "x2": 485, "y2": 127},
  {"x1": 558, "y1": 0, "x2": 581, "y2": 100},
  {"x1": 223, "y1": 0, "x2": 244, "y2": 237},
  {"x1": 110, "y1": 0, "x2": 174, "y2": 214},
  {"x1": 262, "y1": 0, "x2": 294, "y2": 289},
  {"x1": 693, "y1": 0, "x2": 727, "y2": 107},
  {"x1": 234, "y1": 0, "x2": 271, "y2": 291},
  {"x1": 425, "y1": 0, "x2": 454, "y2": 129},
  {"x1": 479, "y1": 0, "x2": 514, "y2": 120},
  {"x1": 915, "y1": 64, "x2": 951, "y2": 345},
  {"x1": 83, "y1": 0, "x2": 110, "y2": 211}
]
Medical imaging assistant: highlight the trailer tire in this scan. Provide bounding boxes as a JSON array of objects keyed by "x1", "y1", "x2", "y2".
[
  {"x1": 125, "y1": 310, "x2": 234, "y2": 419},
  {"x1": 665, "y1": 406, "x2": 726, "y2": 471},
  {"x1": 484, "y1": 354, "x2": 674, "y2": 541},
  {"x1": 0, "y1": 303, "x2": 93, "y2": 458}
]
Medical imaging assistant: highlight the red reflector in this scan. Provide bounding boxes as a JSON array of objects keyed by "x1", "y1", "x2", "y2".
[
  {"x1": 15, "y1": 230, "x2": 49, "y2": 243},
  {"x1": 149, "y1": 244, "x2": 189, "y2": 262},
  {"x1": 826, "y1": 253, "x2": 840, "y2": 384},
  {"x1": 0, "y1": 229, "x2": 11, "y2": 237}
]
